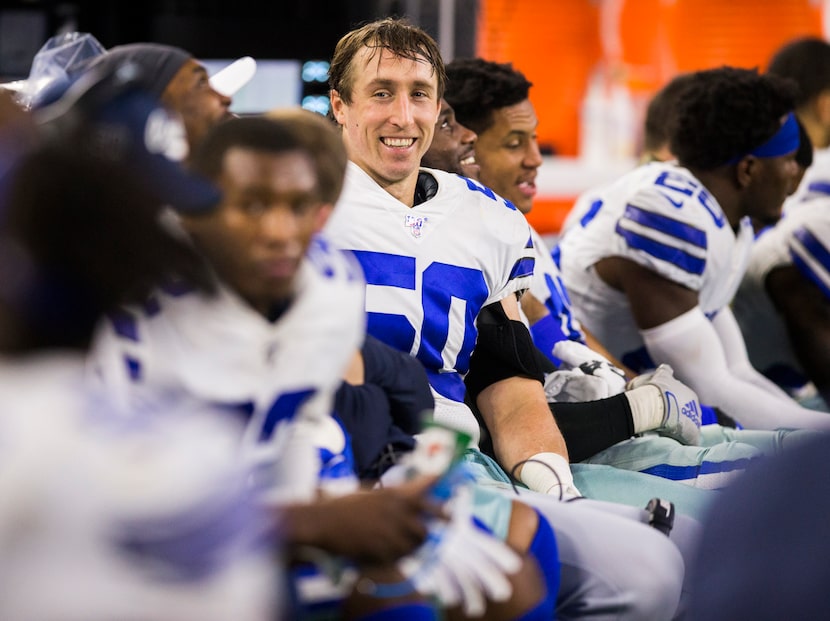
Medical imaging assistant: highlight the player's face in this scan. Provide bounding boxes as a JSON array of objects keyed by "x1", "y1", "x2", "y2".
[
  {"x1": 745, "y1": 151, "x2": 800, "y2": 227},
  {"x1": 331, "y1": 46, "x2": 441, "y2": 202},
  {"x1": 163, "y1": 59, "x2": 234, "y2": 152},
  {"x1": 181, "y1": 147, "x2": 330, "y2": 316},
  {"x1": 474, "y1": 99, "x2": 542, "y2": 214},
  {"x1": 422, "y1": 99, "x2": 479, "y2": 178}
]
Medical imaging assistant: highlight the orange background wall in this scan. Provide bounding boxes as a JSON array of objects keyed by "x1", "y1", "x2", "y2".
[{"x1": 476, "y1": 0, "x2": 824, "y2": 234}]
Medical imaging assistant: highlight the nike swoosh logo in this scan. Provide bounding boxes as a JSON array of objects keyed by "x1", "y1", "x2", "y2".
[{"x1": 658, "y1": 191, "x2": 684, "y2": 209}]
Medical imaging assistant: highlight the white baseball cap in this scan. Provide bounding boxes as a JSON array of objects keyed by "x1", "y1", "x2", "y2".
[{"x1": 208, "y1": 56, "x2": 257, "y2": 97}]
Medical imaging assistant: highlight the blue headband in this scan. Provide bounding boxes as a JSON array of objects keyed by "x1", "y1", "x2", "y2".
[{"x1": 727, "y1": 112, "x2": 800, "y2": 164}]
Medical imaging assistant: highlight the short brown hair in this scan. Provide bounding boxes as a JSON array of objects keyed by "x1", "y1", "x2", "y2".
[
  {"x1": 328, "y1": 17, "x2": 446, "y2": 105},
  {"x1": 191, "y1": 113, "x2": 348, "y2": 205},
  {"x1": 266, "y1": 107, "x2": 348, "y2": 204}
]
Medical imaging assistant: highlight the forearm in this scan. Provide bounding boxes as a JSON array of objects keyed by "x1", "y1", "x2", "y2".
[
  {"x1": 711, "y1": 307, "x2": 794, "y2": 400},
  {"x1": 550, "y1": 394, "x2": 636, "y2": 462},
  {"x1": 279, "y1": 501, "x2": 337, "y2": 552},
  {"x1": 477, "y1": 375, "x2": 569, "y2": 476},
  {"x1": 643, "y1": 307, "x2": 830, "y2": 430}
]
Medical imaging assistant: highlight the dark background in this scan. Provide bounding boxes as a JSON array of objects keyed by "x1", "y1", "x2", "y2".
[{"x1": 0, "y1": 0, "x2": 478, "y2": 79}]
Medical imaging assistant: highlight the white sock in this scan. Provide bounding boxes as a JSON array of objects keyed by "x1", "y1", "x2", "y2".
[{"x1": 625, "y1": 384, "x2": 665, "y2": 433}]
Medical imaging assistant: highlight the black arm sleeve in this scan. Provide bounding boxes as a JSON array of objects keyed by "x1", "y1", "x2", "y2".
[
  {"x1": 549, "y1": 395, "x2": 636, "y2": 462},
  {"x1": 464, "y1": 302, "x2": 636, "y2": 464},
  {"x1": 465, "y1": 301, "x2": 555, "y2": 404}
]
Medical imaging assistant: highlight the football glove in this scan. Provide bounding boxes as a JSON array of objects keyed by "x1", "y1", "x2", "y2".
[
  {"x1": 627, "y1": 364, "x2": 702, "y2": 445},
  {"x1": 544, "y1": 340, "x2": 627, "y2": 402}
]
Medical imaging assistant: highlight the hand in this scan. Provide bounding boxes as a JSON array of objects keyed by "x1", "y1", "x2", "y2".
[
  {"x1": 627, "y1": 364, "x2": 702, "y2": 445},
  {"x1": 550, "y1": 340, "x2": 627, "y2": 398},
  {"x1": 283, "y1": 475, "x2": 443, "y2": 564},
  {"x1": 399, "y1": 486, "x2": 522, "y2": 616},
  {"x1": 544, "y1": 368, "x2": 617, "y2": 402}
]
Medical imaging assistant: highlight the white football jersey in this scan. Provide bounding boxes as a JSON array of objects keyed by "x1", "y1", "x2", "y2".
[
  {"x1": 89, "y1": 236, "x2": 366, "y2": 498},
  {"x1": 325, "y1": 163, "x2": 535, "y2": 441},
  {"x1": 525, "y1": 226, "x2": 585, "y2": 343},
  {"x1": 734, "y1": 200, "x2": 830, "y2": 387},
  {"x1": 560, "y1": 186, "x2": 606, "y2": 238},
  {"x1": 557, "y1": 162, "x2": 755, "y2": 371},
  {"x1": 0, "y1": 354, "x2": 277, "y2": 621},
  {"x1": 785, "y1": 147, "x2": 830, "y2": 211}
]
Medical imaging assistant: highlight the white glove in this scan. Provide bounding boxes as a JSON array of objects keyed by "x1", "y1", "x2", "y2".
[
  {"x1": 399, "y1": 484, "x2": 521, "y2": 616},
  {"x1": 544, "y1": 368, "x2": 615, "y2": 402},
  {"x1": 544, "y1": 341, "x2": 627, "y2": 402}
]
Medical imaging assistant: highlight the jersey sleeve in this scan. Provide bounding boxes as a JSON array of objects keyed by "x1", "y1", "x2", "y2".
[
  {"x1": 613, "y1": 171, "x2": 719, "y2": 291},
  {"x1": 787, "y1": 210, "x2": 830, "y2": 301},
  {"x1": 527, "y1": 229, "x2": 585, "y2": 342},
  {"x1": 473, "y1": 182, "x2": 536, "y2": 306},
  {"x1": 87, "y1": 305, "x2": 153, "y2": 415}
]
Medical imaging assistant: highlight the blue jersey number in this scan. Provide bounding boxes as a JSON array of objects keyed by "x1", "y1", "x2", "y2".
[
  {"x1": 352, "y1": 250, "x2": 488, "y2": 374},
  {"x1": 223, "y1": 389, "x2": 317, "y2": 443},
  {"x1": 542, "y1": 272, "x2": 583, "y2": 342},
  {"x1": 654, "y1": 171, "x2": 725, "y2": 228},
  {"x1": 463, "y1": 177, "x2": 516, "y2": 210}
]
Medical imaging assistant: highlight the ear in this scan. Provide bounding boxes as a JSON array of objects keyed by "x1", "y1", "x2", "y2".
[
  {"x1": 330, "y1": 89, "x2": 347, "y2": 126},
  {"x1": 314, "y1": 202, "x2": 335, "y2": 232},
  {"x1": 735, "y1": 155, "x2": 757, "y2": 189}
]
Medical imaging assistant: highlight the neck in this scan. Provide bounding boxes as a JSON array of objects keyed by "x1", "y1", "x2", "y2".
[
  {"x1": 382, "y1": 175, "x2": 419, "y2": 208},
  {"x1": 687, "y1": 166, "x2": 743, "y2": 230},
  {"x1": 352, "y1": 161, "x2": 420, "y2": 208}
]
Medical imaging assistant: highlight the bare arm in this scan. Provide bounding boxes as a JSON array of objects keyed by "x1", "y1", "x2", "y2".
[
  {"x1": 522, "y1": 282, "x2": 635, "y2": 377},
  {"x1": 476, "y1": 294, "x2": 569, "y2": 479},
  {"x1": 518, "y1": 290, "x2": 549, "y2": 325},
  {"x1": 594, "y1": 256, "x2": 698, "y2": 329},
  {"x1": 599, "y1": 257, "x2": 830, "y2": 429},
  {"x1": 767, "y1": 264, "x2": 830, "y2": 404},
  {"x1": 279, "y1": 476, "x2": 442, "y2": 564}
]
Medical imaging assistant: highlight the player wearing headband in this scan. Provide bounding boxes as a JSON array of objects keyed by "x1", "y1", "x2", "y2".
[{"x1": 558, "y1": 66, "x2": 830, "y2": 431}]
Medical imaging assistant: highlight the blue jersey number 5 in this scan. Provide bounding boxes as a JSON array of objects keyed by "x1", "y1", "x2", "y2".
[{"x1": 351, "y1": 250, "x2": 488, "y2": 374}]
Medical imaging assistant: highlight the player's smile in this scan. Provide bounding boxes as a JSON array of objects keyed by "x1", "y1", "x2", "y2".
[
  {"x1": 381, "y1": 136, "x2": 416, "y2": 148},
  {"x1": 331, "y1": 46, "x2": 441, "y2": 205}
]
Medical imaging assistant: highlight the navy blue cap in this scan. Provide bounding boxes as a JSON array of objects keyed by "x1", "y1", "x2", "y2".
[
  {"x1": 85, "y1": 43, "x2": 192, "y2": 99},
  {"x1": 35, "y1": 64, "x2": 221, "y2": 214}
]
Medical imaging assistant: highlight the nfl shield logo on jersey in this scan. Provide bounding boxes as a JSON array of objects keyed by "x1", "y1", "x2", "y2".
[{"x1": 405, "y1": 214, "x2": 428, "y2": 238}]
